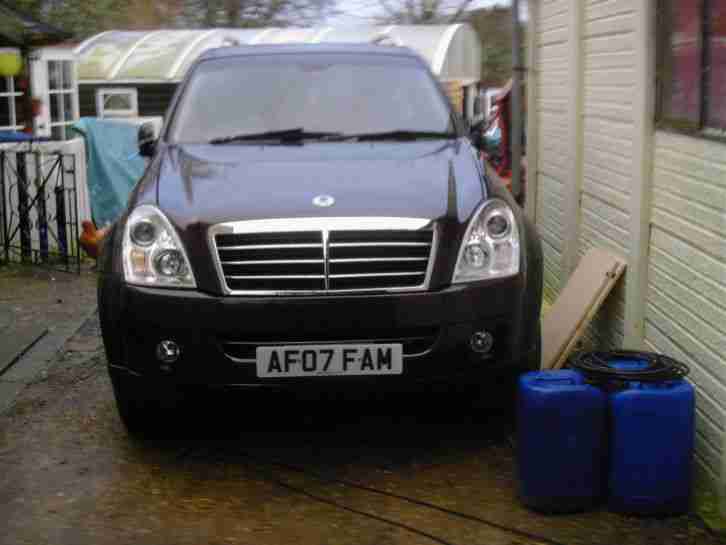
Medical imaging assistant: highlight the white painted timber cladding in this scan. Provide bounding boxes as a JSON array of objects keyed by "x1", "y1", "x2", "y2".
[
  {"x1": 645, "y1": 130, "x2": 726, "y2": 481},
  {"x1": 531, "y1": 0, "x2": 726, "y2": 507},
  {"x1": 575, "y1": 0, "x2": 636, "y2": 349},
  {"x1": 534, "y1": 0, "x2": 569, "y2": 302}
]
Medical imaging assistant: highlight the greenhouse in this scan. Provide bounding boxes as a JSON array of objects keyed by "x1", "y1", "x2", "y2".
[{"x1": 74, "y1": 25, "x2": 482, "y2": 120}]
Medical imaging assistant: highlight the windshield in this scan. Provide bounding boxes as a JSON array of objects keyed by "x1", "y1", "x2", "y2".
[{"x1": 168, "y1": 54, "x2": 454, "y2": 144}]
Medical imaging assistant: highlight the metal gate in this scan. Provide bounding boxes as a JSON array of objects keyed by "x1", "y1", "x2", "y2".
[{"x1": 0, "y1": 149, "x2": 81, "y2": 274}]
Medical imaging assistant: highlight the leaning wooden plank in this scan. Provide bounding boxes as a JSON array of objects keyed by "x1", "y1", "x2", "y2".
[
  {"x1": 541, "y1": 248, "x2": 627, "y2": 370},
  {"x1": 551, "y1": 261, "x2": 627, "y2": 370}
]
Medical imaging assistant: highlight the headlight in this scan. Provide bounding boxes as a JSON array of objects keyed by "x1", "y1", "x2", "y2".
[
  {"x1": 122, "y1": 204, "x2": 196, "y2": 288},
  {"x1": 453, "y1": 198, "x2": 520, "y2": 283}
]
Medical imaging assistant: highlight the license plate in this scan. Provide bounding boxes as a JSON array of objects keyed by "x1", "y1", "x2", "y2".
[{"x1": 256, "y1": 344, "x2": 403, "y2": 378}]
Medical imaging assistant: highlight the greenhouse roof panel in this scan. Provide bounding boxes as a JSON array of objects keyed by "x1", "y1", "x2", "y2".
[
  {"x1": 77, "y1": 31, "x2": 147, "y2": 80},
  {"x1": 316, "y1": 26, "x2": 383, "y2": 43},
  {"x1": 172, "y1": 28, "x2": 272, "y2": 79},
  {"x1": 115, "y1": 30, "x2": 207, "y2": 80},
  {"x1": 77, "y1": 25, "x2": 481, "y2": 82},
  {"x1": 254, "y1": 28, "x2": 320, "y2": 44}
]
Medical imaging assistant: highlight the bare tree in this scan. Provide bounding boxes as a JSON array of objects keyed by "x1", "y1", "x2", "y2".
[
  {"x1": 13, "y1": 0, "x2": 335, "y2": 37},
  {"x1": 184, "y1": 0, "x2": 335, "y2": 27},
  {"x1": 374, "y1": 0, "x2": 476, "y2": 24}
]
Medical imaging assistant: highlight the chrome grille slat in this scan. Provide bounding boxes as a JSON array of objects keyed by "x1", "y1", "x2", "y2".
[
  {"x1": 329, "y1": 242, "x2": 431, "y2": 247},
  {"x1": 210, "y1": 219, "x2": 435, "y2": 295},
  {"x1": 219, "y1": 243, "x2": 323, "y2": 250},
  {"x1": 221, "y1": 259, "x2": 324, "y2": 265},
  {"x1": 329, "y1": 272, "x2": 425, "y2": 278},
  {"x1": 330, "y1": 257, "x2": 428, "y2": 263},
  {"x1": 226, "y1": 275, "x2": 326, "y2": 280}
]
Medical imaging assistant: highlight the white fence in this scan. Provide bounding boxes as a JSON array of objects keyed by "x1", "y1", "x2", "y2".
[{"x1": 0, "y1": 138, "x2": 91, "y2": 267}]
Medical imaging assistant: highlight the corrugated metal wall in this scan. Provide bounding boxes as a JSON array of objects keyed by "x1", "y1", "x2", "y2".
[
  {"x1": 534, "y1": 0, "x2": 569, "y2": 303},
  {"x1": 645, "y1": 130, "x2": 726, "y2": 483}
]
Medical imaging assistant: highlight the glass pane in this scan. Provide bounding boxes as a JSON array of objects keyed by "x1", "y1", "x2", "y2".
[
  {"x1": 115, "y1": 30, "x2": 203, "y2": 80},
  {"x1": 660, "y1": 0, "x2": 703, "y2": 127},
  {"x1": 48, "y1": 61, "x2": 61, "y2": 90},
  {"x1": 706, "y1": 1, "x2": 726, "y2": 130},
  {"x1": 62, "y1": 62, "x2": 73, "y2": 90},
  {"x1": 104, "y1": 93, "x2": 131, "y2": 110},
  {"x1": 78, "y1": 31, "x2": 147, "y2": 79},
  {"x1": 51, "y1": 125, "x2": 64, "y2": 140},
  {"x1": 63, "y1": 93, "x2": 74, "y2": 121},
  {"x1": 0, "y1": 76, "x2": 8, "y2": 94},
  {"x1": 0, "y1": 97, "x2": 11, "y2": 127},
  {"x1": 255, "y1": 29, "x2": 318, "y2": 44},
  {"x1": 373, "y1": 26, "x2": 450, "y2": 69},
  {"x1": 14, "y1": 95, "x2": 25, "y2": 127},
  {"x1": 176, "y1": 30, "x2": 262, "y2": 78},
  {"x1": 50, "y1": 93, "x2": 62, "y2": 122},
  {"x1": 170, "y1": 55, "x2": 452, "y2": 143}
]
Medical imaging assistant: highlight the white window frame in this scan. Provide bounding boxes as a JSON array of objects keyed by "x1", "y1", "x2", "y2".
[
  {"x1": 0, "y1": 76, "x2": 24, "y2": 131},
  {"x1": 47, "y1": 59, "x2": 77, "y2": 140},
  {"x1": 29, "y1": 47, "x2": 79, "y2": 141},
  {"x1": 95, "y1": 87, "x2": 139, "y2": 118}
]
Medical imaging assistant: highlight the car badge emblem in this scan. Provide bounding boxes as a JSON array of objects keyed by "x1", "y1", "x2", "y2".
[{"x1": 313, "y1": 194, "x2": 335, "y2": 208}]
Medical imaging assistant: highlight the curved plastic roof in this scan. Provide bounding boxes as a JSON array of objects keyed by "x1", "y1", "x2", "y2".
[{"x1": 76, "y1": 25, "x2": 481, "y2": 83}]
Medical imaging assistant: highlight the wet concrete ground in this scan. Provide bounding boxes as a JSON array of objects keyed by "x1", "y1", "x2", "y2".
[
  {"x1": 0, "y1": 315, "x2": 723, "y2": 545},
  {"x1": 0, "y1": 265, "x2": 96, "y2": 412}
]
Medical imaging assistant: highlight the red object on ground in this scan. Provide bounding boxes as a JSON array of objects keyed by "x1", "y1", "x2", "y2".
[{"x1": 80, "y1": 220, "x2": 109, "y2": 259}]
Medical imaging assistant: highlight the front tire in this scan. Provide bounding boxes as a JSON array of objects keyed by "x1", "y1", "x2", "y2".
[
  {"x1": 109, "y1": 370, "x2": 181, "y2": 437},
  {"x1": 472, "y1": 322, "x2": 542, "y2": 416}
]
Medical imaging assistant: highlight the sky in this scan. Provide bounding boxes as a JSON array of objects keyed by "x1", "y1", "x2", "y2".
[{"x1": 326, "y1": 0, "x2": 511, "y2": 25}]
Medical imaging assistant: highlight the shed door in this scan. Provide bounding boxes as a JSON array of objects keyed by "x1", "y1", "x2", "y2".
[{"x1": 30, "y1": 50, "x2": 79, "y2": 141}]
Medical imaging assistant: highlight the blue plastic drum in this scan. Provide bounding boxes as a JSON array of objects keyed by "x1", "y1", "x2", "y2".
[
  {"x1": 516, "y1": 370, "x2": 607, "y2": 512},
  {"x1": 608, "y1": 379, "x2": 695, "y2": 515}
]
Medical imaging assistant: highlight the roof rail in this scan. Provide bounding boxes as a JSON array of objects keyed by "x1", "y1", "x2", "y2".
[
  {"x1": 221, "y1": 36, "x2": 241, "y2": 47},
  {"x1": 370, "y1": 29, "x2": 403, "y2": 47}
]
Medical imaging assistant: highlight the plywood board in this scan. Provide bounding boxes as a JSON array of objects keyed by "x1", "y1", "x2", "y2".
[{"x1": 541, "y1": 248, "x2": 627, "y2": 370}]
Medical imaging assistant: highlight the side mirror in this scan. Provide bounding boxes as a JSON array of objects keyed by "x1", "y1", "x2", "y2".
[
  {"x1": 468, "y1": 119, "x2": 484, "y2": 150},
  {"x1": 138, "y1": 122, "x2": 156, "y2": 158},
  {"x1": 473, "y1": 96, "x2": 482, "y2": 116}
]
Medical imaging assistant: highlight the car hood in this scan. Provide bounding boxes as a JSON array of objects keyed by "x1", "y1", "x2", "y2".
[{"x1": 156, "y1": 140, "x2": 485, "y2": 228}]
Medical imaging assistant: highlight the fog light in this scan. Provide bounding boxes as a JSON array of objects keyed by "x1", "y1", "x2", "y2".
[
  {"x1": 470, "y1": 330, "x2": 494, "y2": 354},
  {"x1": 156, "y1": 340, "x2": 181, "y2": 364}
]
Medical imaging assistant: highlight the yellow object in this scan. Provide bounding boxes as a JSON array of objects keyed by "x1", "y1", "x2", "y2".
[{"x1": 0, "y1": 49, "x2": 22, "y2": 77}]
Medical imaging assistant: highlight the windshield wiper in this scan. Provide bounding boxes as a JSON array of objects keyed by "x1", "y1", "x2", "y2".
[
  {"x1": 209, "y1": 128, "x2": 342, "y2": 145},
  {"x1": 333, "y1": 130, "x2": 458, "y2": 142}
]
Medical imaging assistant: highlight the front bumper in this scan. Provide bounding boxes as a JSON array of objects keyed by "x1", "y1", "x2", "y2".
[{"x1": 100, "y1": 274, "x2": 536, "y2": 388}]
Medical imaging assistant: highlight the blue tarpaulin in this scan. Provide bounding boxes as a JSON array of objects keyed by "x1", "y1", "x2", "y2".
[{"x1": 72, "y1": 118, "x2": 145, "y2": 227}]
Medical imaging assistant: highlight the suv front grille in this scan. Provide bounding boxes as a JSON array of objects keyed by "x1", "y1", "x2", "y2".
[
  {"x1": 216, "y1": 231, "x2": 326, "y2": 292},
  {"x1": 211, "y1": 219, "x2": 435, "y2": 295},
  {"x1": 328, "y1": 230, "x2": 432, "y2": 291}
]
